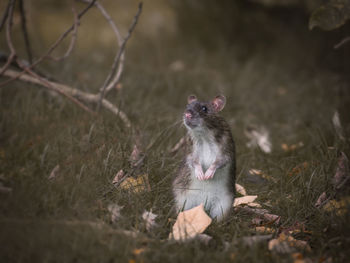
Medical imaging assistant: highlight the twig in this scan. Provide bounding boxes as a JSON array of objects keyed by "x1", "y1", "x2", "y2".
[
  {"x1": 16, "y1": 59, "x2": 96, "y2": 115},
  {"x1": 0, "y1": 0, "x2": 16, "y2": 76},
  {"x1": 97, "y1": 2, "x2": 143, "y2": 111},
  {"x1": 0, "y1": 0, "x2": 96, "y2": 86},
  {"x1": 18, "y1": 0, "x2": 33, "y2": 64},
  {"x1": 2, "y1": 69, "x2": 132, "y2": 128},
  {"x1": 0, "y1": 0, "x2": 11, "y2": 32},
  {"x1": 334, "y1": 36, "x2": 350, "y2": 49},
  {"x1": 48, "y1": 7, "x2": 79, "y2": 61}
]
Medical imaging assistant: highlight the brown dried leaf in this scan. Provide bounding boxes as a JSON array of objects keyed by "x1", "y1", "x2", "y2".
[
  {"x1": 288, "y1": 162, "x2": 309, "y2": 177},
  {"x1": 233, "y1": 195, "x2": 258, "y2": 207},
  {"x1": 130, "y1": 144, "x2": 142, "y2": 167},
  {"x1": 269, "y1": 233, "x2": 311, "y2": 254},
  {"x1": 235, "y1": 183, "x2": 247, "y2": 196},
  {"x1": 112, "y1": 169, "x2": 125, "y2": 185},
  {"x1": 48, "y1": 164, "x2": 60, "y2": 180},
  {"x1": 255, "y1": 226, "x2": 275, "y2": 234},
  {"x1": 333, "y1": 152, "x2": 349, "y2": 189},
  {"x1": 315, "y1": 192, "x2": 329, "y2": 208},
  {"x1": 169, "y1": 204, "x2": 212, "y2": 241}
]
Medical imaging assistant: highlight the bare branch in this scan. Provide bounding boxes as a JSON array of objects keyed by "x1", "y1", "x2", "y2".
[
  {"x1": 0, "y1": 0, "x2": 96, "y2": 86},
  {"x1": 0, "y1": 0, "x2": 11, "y2": 32},
  {"x1": 18, "y1": 0, "x2": 33, "y2": 64},
  {"x1": 334, "y1": 36, "x2": 350, "y2": 49},
  {"x1": 16, "y1": 59, "x2": 96, "y2": 115},
  {"x1": 0, "y1": 0, "x2": 16, "y2": 76},
  {"x1": 48, "y1": 7, "x2": 79, "y2": 61},
  {"x1": 2, "y1": 69, "x2": 132, "y2": 128},
  {"x1": 97, "y1": 2, "x2": 143, "y2": 111}
]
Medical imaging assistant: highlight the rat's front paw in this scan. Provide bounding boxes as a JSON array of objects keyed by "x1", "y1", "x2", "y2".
[
  {"x1": 203, "y1": 167, "x2": 216, "y2": 180},
  {"x1": 194, "y1": 165, "x2": 205, "y2": 180}
]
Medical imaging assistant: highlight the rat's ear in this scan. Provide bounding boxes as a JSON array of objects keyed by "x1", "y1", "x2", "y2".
[
  {"x1": 211, "y1": 95, "x2": 226, "y2": 112},
  {"x1": 187, "y1": 95, "x2": 197, "y2": 104}
]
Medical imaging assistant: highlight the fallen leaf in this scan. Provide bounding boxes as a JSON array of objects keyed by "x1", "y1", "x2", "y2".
[
  {"x1": 315, "y1": 192, "x2": 328, "y2": 208},
  {"x1": 252, "y1": 217, "x2": 264, "y2": 225},
  {"x1": 249, "y1": 169, "x2": 277, "y2": 183},
  {"x1": 333, "y1": 152, "x2": 349, "y2": 189},
  {"x1": 112, "y1": 169, "x2": 125, "y2": 185},
  {"x1": 169, "y1": 204, "x2": 212, "y2": 241},
  {"x1": 269, "y1": 233, "x2": 311, "y2": 254},
  {"x1": 255, "y1": 226, "x2": 275, "y2": 234},
  {"x1": 323, "y1": 197, "x2": 350, "y2": 216},
  {"x1": 249, "y1": 169, "x2": 263, "y2": 175},
  {"x1": 142, "y1": 210, "x2": 158, "y2": 231},
  {"x1": 132, "y1": 248, "x2": 146, "y2": 256},
  {"x1": 242, "y1": 234, "x2": 272, "y2": 247},
  {"x1": 235, "y1": 206, "x2": 281, "y2": 225},
  {"x1": 281, "y1": 142, "x2": 304, "y2": 152},
  {"x1": 107, "y1": 204, "x2": 123, "y2": 222},
  {"x1": 235, "y1": 183, "x2": 247, "y2": 196},
  {"x1": 247, "y1": 202, "x2": 262, "y2": 208},
  {"x1": 120, "y1": 174, "x2": 149, "y2": 193},
  {"x1": 48, "y1": 164, "x2": 60, "y2": 180},
  {"x1": 130, "y1": 144, "x2": 142, "y2": 167},
  {"x1": 245, "y1": 125, "x2": 272, "y2": 153},
  {"x1": 288, "y1": 162, "x2": 309, "y2": 177},
  {"x1": 233, "y1": 195, "x2": 258, "y2": 207}
]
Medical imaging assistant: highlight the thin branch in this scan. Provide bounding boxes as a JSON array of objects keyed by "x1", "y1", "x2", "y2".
[
  {"x1": 0, "y1": 0, "x2": 96, "y2": 86},
  {"x1": 334, "y1": 36, "x2": 350, "y2": 49},
  {"x1": 2, "y1": 69, "x2": 132, "y2": 128},
  {"x1": 97, "y1": 2, "x2": 143, "y2": 111},
  {"x1": 0, "y1": 0, "x2": 11, "y2": 32},
  {"x1": 18, "y1": 0, "x2": 33, "y2": 64},
  {"x1": 16, "y1": 59, "x2": 96, "y2": 115},
  {"x1": 48, "y1": 7, "x2": 79, "y2": 61},
  {"x1": 0, "y1": 0, "x2": 16, "y2": 76}
]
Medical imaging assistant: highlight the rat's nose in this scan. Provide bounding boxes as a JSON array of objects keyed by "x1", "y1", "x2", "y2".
[{"x1": 184, "y1": 111, "x2": 192, "y2": 119}]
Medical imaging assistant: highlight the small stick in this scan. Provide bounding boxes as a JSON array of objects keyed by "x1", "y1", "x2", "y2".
[
  {"x1": 0, "y1": 0, "x2": 16, "y2": 76},
  {"x1": 97, "y1": 2, "x2": 143, "y2": 111},
  {"x1": 0, "y1": 0, "x2": 11, "y2": 32},
  {"x1": 16, "y1": 59, "x2": 96, "y2": 115},
  {"x1": 0, "y1": 0, "x2": 96, "y2": 86},
  {"x1": 18, "y1": 0, "x2": 33, "y2": 64},
  {"x1": 2, "y1": 69, "x2": 132, "y2": 128},
  {"x1": 334, "y1": 36, "x2": 350, "y2": 49},
  {"x1": 48, "y1": 7, "x2": 79, "y2": 61}
]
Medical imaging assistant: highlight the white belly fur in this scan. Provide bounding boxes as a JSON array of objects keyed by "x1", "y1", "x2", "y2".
[{"x1": 175, "y1": 164, "x2": 233, "y2": 221}]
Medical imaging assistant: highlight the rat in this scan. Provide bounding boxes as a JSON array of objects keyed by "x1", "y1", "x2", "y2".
[{"x1": 173, "y1": 95, "x2": 236, "y2": 221}]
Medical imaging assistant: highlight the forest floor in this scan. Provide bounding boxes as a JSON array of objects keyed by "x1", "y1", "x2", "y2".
[{"x1": 0, "y1": 1, "x2": 350, "y2": 262}]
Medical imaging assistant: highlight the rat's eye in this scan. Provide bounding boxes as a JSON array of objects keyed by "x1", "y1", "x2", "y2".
[{"x1": 201, "y1": 106, "x2": 208, "y2": 112}]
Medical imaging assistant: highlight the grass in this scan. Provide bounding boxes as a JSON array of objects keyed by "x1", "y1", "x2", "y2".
[{"x1": 1, "y1": 1, "x2": 350, "y2": 262}]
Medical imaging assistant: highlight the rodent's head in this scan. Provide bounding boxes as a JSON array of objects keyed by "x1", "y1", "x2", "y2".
[{"x1": 183, "y1": 95, "x2": 226, "y2": 130}]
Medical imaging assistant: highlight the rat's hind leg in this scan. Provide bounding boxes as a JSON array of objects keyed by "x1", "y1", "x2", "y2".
[{"x1": 209, "y1": 194, "x2": 233, "y2": 221}]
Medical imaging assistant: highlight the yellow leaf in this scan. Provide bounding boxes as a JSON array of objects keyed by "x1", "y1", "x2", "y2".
[
  {"x1": 132, "y1": 248, "x2": 146, "y2": 256},
  {"x1": 255, "y1": 226, "x2": 275, "y2": 234},
  {"x1": 120, "y1": 174, "x2": 149, "y2": 193},
  {"x1": 323, "y1": 197, "x2": 350, "y2": 216},
  {"x1": 169, "y1": 204, "x2": 212, "y2": 241}
]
